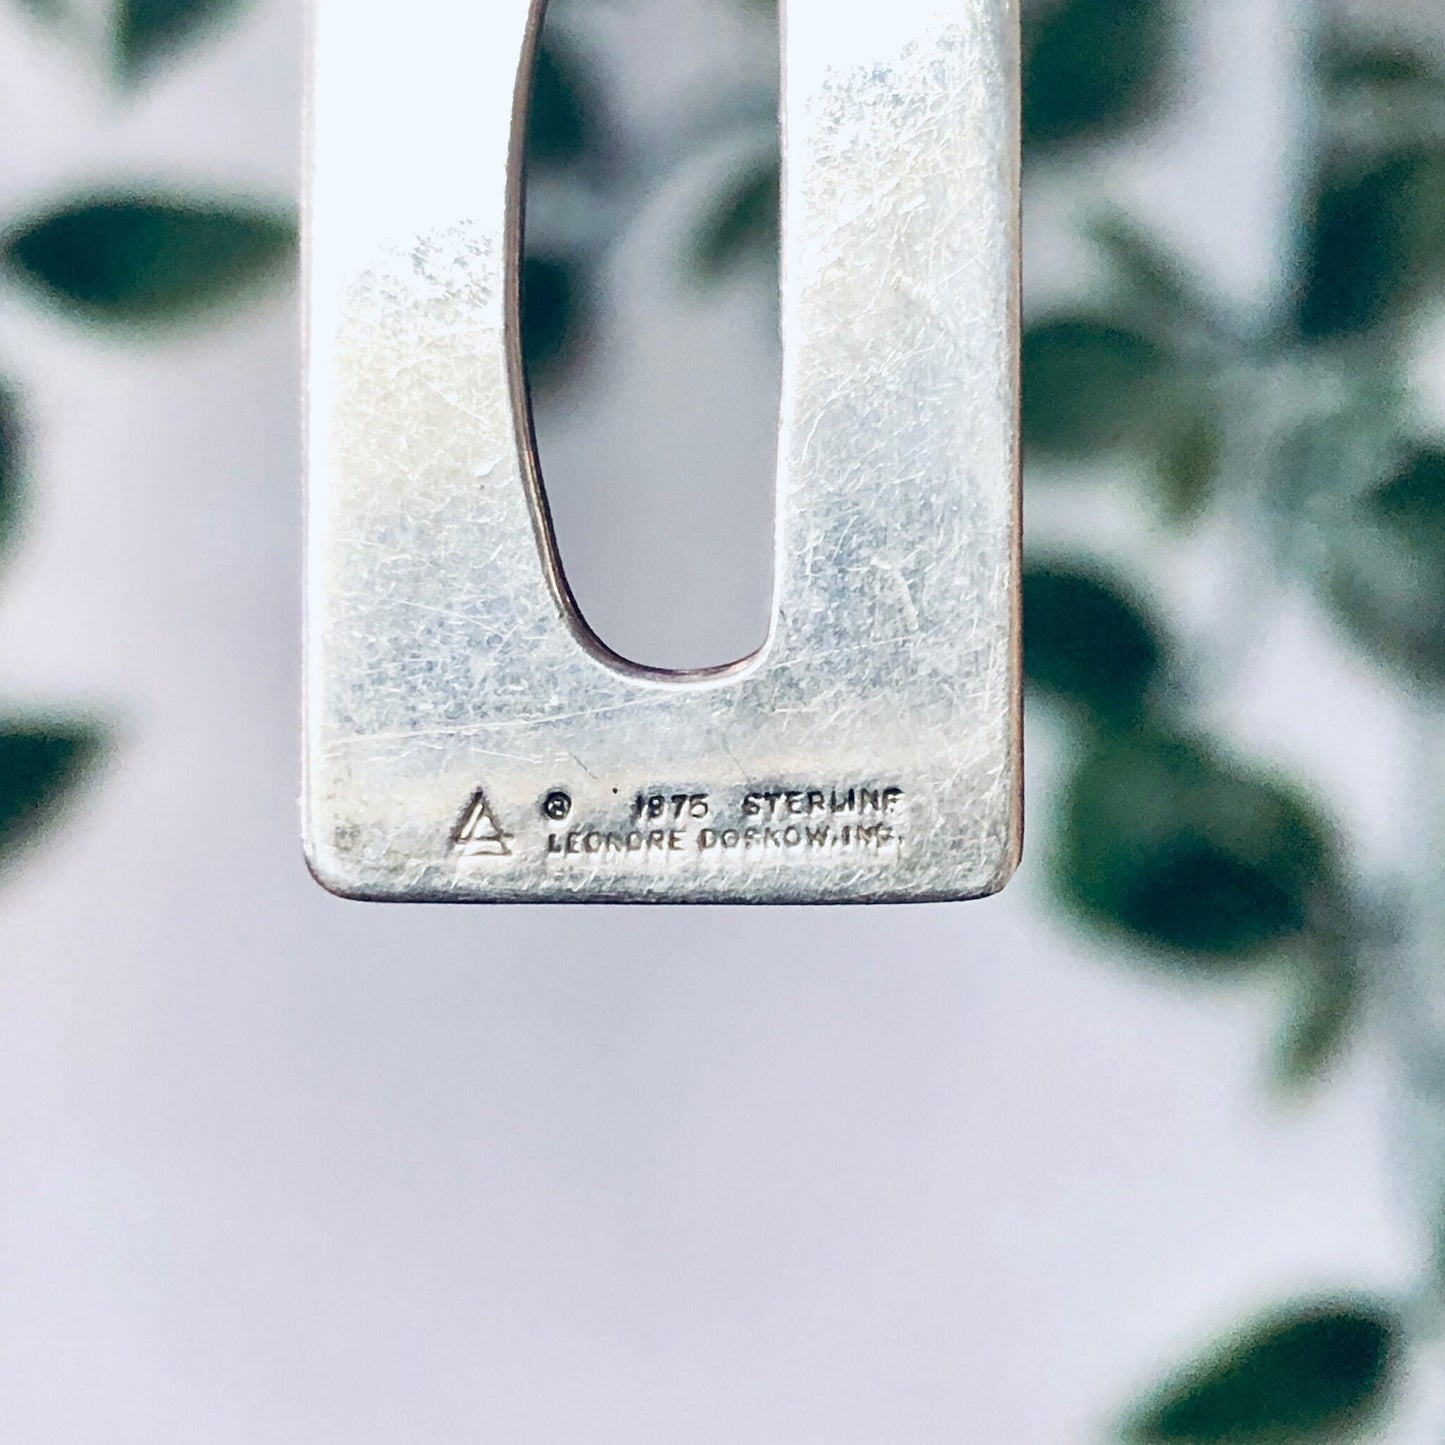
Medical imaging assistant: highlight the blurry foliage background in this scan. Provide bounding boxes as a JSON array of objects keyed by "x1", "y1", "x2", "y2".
[
  {"x1": 4, "y1": 0, "x2": 1445, "y2": 1439},
  {"x1": 0, "y1": 0, "x2": 290, "y2": 882}
]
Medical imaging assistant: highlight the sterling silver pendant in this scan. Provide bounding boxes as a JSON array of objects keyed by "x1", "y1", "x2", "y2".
[{"x1": 303, "y1": 0, "x2": 1022, "y2": 904}]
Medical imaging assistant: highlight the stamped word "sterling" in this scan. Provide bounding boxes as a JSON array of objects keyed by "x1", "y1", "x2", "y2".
[{"x1": 743, "y1": 787, "x2": 905, "y2": 819}]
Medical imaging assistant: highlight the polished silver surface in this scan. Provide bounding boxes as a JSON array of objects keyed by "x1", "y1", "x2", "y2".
[{"x1": 304, "y1": 0, "x2": 1021, "y2": 903}]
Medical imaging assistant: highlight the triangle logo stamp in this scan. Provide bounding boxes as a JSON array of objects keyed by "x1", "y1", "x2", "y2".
[{"x1": 452, "y1": 788, "x2": 513, "y2": 859}]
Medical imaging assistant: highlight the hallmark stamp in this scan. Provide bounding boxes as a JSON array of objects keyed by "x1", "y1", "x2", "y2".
[
  {"x1": 453, "y1": 788, "x2": 513, "y2": 859},
  {"x1": 541, "y1": 782, "x2": 907, "y2": 866}
]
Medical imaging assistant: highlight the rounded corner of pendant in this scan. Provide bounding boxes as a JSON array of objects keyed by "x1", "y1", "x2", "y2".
[
  {"x1": 976, "y1": 804, "x2": 1025, "y2": 900},
  {"x1": 302, "y1": 829, "x2": 387, "y2": 904},
  {"x1": 976, "y1": 839, "x2": 1022, "y2": 901},
  {"x1": 929, "y1": 809, "x2": 1023, "y2": 905}
]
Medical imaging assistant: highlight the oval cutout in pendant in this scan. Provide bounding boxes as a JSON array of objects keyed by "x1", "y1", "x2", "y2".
[{"x1": 517, "y1": 0, "x2": 782, "y2": 674}]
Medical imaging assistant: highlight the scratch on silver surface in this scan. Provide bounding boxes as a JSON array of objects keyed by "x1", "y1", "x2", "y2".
[{"x1": 304, "y1": 0, "x2": 1022, "y2": 903}]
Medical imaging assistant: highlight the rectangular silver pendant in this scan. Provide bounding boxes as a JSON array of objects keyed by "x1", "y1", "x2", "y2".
[{"x1": 304, "y1": 0, "x2": 1022, "y2": 904}]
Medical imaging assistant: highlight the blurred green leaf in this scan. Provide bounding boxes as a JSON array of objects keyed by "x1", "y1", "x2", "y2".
[
  {"x1": 693, "y1": 163, "x2": 780, "y2": 281},
  {"x1": 1276, "y1": 951, "x2": 1360, "y2": 1089},
  {"x1": 527, "y1": 38, "x2": 594, "y2": 170},
  {"x1": 1090, "y1": 214, "x2": 1201, "y2": 323},
  {"x1": 1056, "y1": 733, "x2": 1337, "y2": 961},
  {"x1": 521, "y1": 253, "x2": 587, "y2": 385},
  {"x1": 1124, "y1": 1300, "x2": 1401, "y2": 1442},
  {"x1": 1156, "y1": 399, "x2": 1223, "y2": 522},
  {"x1": 1023, "y1": 316, "x2": 1169, "y2": 458},
  {"x1": 116, "y1": 0, "x2": 251, "y2": 82},
  {"x1": 1297, "y1": 147, "x2": 1445, "y2": 341},
  {"x1": 1371, "y1": 444, "x2": 1445, "y2": 539},
  {"x1": 1031, "y1": 228, "x2": 1222, "y2": 516},
  {"x1": 4, "y1": 197, "x2": 294, "y2": 326},
  {"x1": 1023, "y1": 0, "x2": 1172, "y2": 151},
  {"x1": 0, "y1": 387, "x2": 22, "y2": 571},
  {"x1": 1319, "y1": 39, "x2": 1445, "y2": 96},
  {"x1": 0, "y1": 724, "x2": 103, "y2": 868},
  {"x1": 1024, "y1": 562, "x2": 1168, "y2": 725},
  {"x1": 1322, "y1": 445, "x2": 1445, "y2": 688}
]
